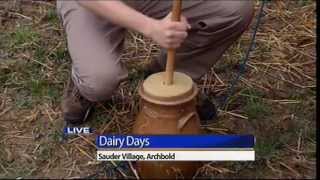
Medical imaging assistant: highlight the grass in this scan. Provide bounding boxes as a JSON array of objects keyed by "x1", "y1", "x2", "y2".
[
  {"x1": 255, "y1": 135, "x2": 283, "y2": 160},
  {"x1": 89, "y1": 109, "x2": 113, "y2": 129},
  {"x1": 241, "y1": 88, "x2": 271, "y2": 121},
  {"x1": 36, "y1": 142, "x2": 55, "y2": 163},
  {"x1": 15, "y1": 96, "x2": 33, "y2": 109},
  {"x1": 45, "y1": 8, "x2": 60, "y2": 25},
  {"x1": 0, "y1": 0, "x2": 316, "y2": 179},
  {"x1": 34, "y1": 46, "x2": 47, "y2": 62},
  {"x1": 48, "y1": 46, "x2": 69, "y2": 63},
  {"x1": 297, "y1": 0, "x2": 314, "y2": 6},
  {"x1": 10, "y1": 26, "x2": 40, "y2": 48}
]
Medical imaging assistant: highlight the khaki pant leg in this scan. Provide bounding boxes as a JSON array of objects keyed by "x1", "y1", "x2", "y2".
[
  {"x1": 57, "y1": 0, "x2": 128, "y2": 102},
  {"x1": 135, "y1": 0, "x2": 254, "y2": 80}
]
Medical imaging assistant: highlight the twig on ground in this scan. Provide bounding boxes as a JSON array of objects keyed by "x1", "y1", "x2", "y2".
[{"x1": 218, "y1": 109, "x2": 248, "y2": 119}]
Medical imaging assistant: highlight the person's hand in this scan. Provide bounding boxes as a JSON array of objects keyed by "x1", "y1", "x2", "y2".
[{"x1": 146, "y1": 12, "x2": 191, "y2": 49}]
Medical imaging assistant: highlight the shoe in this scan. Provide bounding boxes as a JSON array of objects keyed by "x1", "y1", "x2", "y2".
[
  {"x1": 197, "y1": 93, "x2": 218, "y2": 124},
  {"x1": 61, "y1": 77, "x2": 94, "y2": 125}
]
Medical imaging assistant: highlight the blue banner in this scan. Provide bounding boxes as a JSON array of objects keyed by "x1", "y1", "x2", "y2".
[{"x1": 96, "y1": 135, "x2": 254, "y2": 149}]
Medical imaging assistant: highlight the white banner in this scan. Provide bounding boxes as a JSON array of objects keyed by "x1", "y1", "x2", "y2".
[{"x1": 97, "y1": 150, "x2": 255, "y2": 161}]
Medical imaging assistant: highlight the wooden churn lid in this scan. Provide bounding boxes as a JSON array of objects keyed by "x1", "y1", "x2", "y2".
[{"x1": 140, "y1": 72, "x2": 198, "y2": 105}]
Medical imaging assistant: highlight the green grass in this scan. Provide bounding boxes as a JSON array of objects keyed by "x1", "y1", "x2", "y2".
[
  {"x1": 29, "y1": 79, "x2": 49, "y2": 97},
  {"x1": 48, "y1": 129, "x2": 64, "y2": 143},
  {"x1": 241, "y1": 88, "x2": 271, "y2": 120},
  {"x1": 36, "y1": 142, "x2": 54, "y2": 163},
  {"x1": 47, "y1": 87, "x2": 61, "y2": 101},
  {"x1": 49, "y1": 46, "x2": 69, "y2": 63},
  {"x1": 127, "y1": 65, "x2": 145, "y2": 87},
  {"x1": 305, "y1": 142, "x2": 316, "y2": 159},
  {"x1": 297, "y1": 0, "x2": 314, "y2": 6},
  {"x1": 255, "y1": 136, "x2": 283, "y2": 160},
  {"x1": 15, "y1": 96, "x2": 33, "y2": 109},
  {"x1": 34, "y1": 46, "x2": 47, "y2": 62},
  {"x1": 5, "y1": 166, "x2": 36, "y2": 179},
  {"x1": 10, "y1": 26, "x2": 40, "y2": 48},
  {"x1": 46, "y1": 8, "x2": 60, "y2": 25},
  {"x1": 23, "y1": 78, "x2": 61, "y2": 104},
  {"x1": 0, "y1": 33, "x2": 10, "y2": 52},
  {"x1": 1, "y1": 22, "x2": 65, "y2": 109},
  {"x1": 89, "y1": 112, "x2": 112, "y2": 128},
  {"x1": 244, "y1": 100, "x2": 270, "y2": 120}
]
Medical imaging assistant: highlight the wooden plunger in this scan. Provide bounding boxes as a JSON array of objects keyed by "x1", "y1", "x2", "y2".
[
  {"x1": 132, "y1": 0, "x2": 202, "y2": 179},
  {"x1": 165, "y1": 0, "x2": 182, "y2": 85}
]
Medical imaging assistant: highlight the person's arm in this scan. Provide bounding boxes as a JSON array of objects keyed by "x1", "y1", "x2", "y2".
[{"x1": 77, "y1": 1, "x2": 190, "y2": 49}]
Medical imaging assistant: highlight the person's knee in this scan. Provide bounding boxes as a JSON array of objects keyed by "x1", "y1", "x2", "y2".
[
  {"x1": 203, "y1": 1, "x2": 254, "y2": 34},
  {"x1": 90, "y1": 71, "x2": 119, "y2": 101},
  {"x1": 225, "y1": 1, "x2": 254, "y2": 32},
  {"x1": 187, "y1": 1, "x2": 254, "y2": 48},
  {"x1": 76, "y1": 68, "x2": 125, "y2": 102},
  {"x1": 238, "y1": 1, "x2": 254, "y2": 30}
]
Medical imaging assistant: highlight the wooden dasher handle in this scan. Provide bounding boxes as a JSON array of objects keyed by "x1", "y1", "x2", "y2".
[{"x1": 165, "y1": 0, "x2": 182, "y2": 85}]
